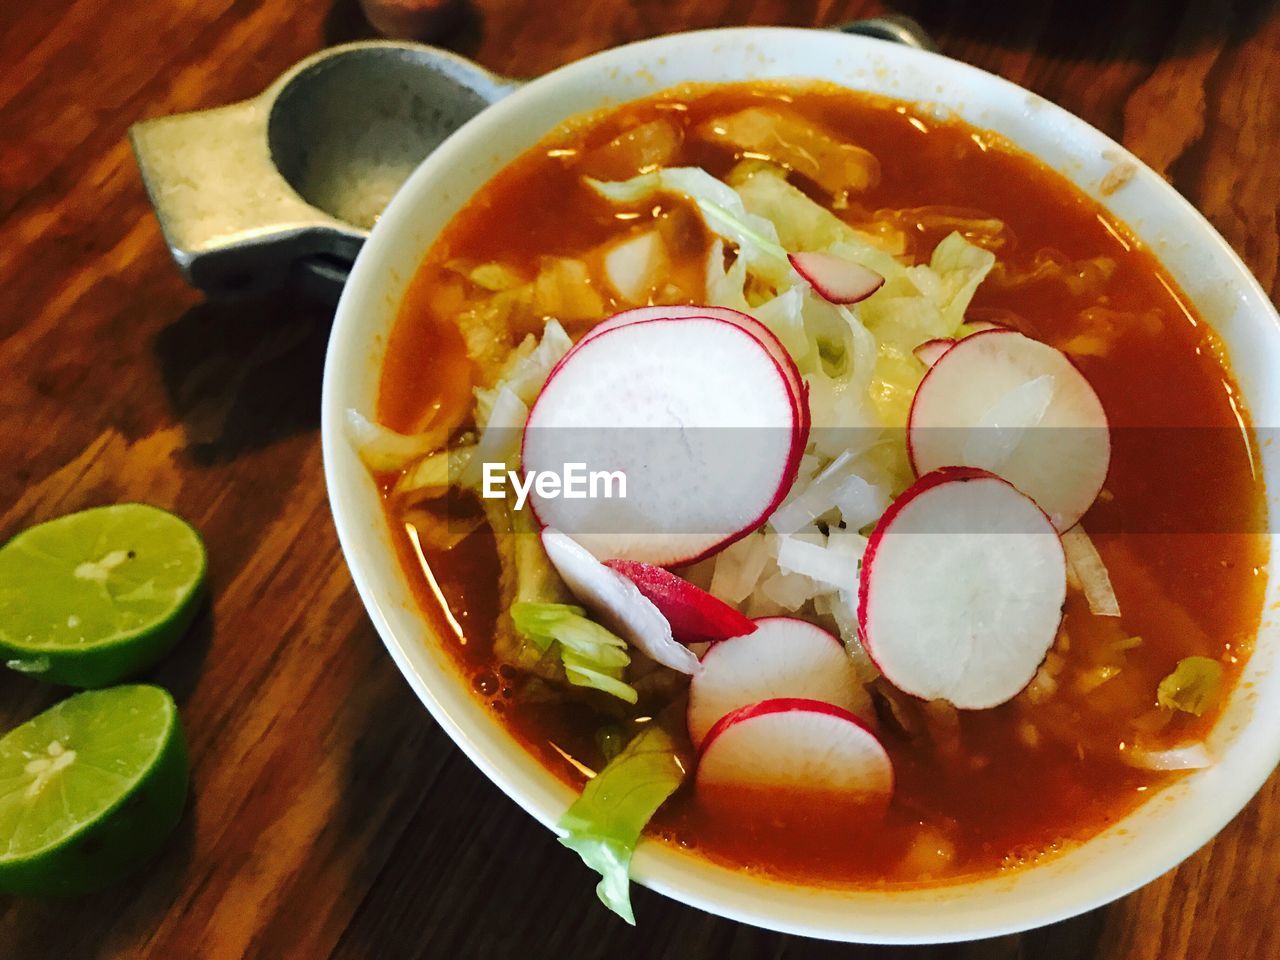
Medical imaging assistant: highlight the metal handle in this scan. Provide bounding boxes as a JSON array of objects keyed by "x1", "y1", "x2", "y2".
[
  {"x1": 834, "y1": 15, "x2": 938, "y2": 53},
  {"x1": 130, "y1": 41, "x2": 516, "y2": 298}
]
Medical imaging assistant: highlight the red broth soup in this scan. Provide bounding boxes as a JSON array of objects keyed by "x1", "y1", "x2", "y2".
[{"x1": 359, "y1": 82, "x2": 1266, "y2": 898}]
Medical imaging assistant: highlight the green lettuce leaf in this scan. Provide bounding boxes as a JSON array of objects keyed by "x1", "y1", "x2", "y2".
[
  {"x1": 733, "y1": 165, "x2": 906, "y2": 279},
  {"x1": 558, "y1": 724, "x2": 688, "y2": 923},
  {"x1": 928, "y1": 231, "x2": 997, "y2": 331},
  {"x1": 1157, "y1": 656, "x2": 1224, "y2": 716},
  {"x1": 511, "y1": 602, "x2": 637, "y2": 704}
]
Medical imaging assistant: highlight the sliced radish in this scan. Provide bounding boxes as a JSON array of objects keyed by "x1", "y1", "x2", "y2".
[
  {"x1": 858, "y1": 467, "x2": 1067, "y2": 709},
  {"x1": 788, "y1": 252, "x2": 885, "y2": 305},
  {"x1": 914, "y1": 322, "x2": 1008, "y2": 369},
  {"x1": 604, "y1": 559, "x2": 756, "y2": 646},
  {"x1": 697, "y1": 698, "x2": 893, "y2": 801},
  {"x1": 572, "y1": 304, "x2": 810, "y2": 441},
  {"x1": 908, "y1": 329, "x2": 1110, "y2": 530},
  {"x1": 913, "y1": 338, "x2": 955, "y2": 368},
  {"x1": 540, "y1": 529, "x2": 699, "y2": 674},
  {"x1": 523, "y1": 315, "x2": 805, "y2": 565},
  {"x1": 687, "y1": 617, "x2": 871, "y2": 746}
]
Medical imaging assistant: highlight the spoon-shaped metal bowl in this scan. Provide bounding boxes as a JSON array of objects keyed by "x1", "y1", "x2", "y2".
[{"x1": 129, "y1": 17, "x2": 935, "y2": 300}]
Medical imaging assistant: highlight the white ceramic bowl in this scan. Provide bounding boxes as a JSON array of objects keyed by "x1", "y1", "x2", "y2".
[{"x1": 321, "y1": 27, "x2": 1280, "y2": 943}]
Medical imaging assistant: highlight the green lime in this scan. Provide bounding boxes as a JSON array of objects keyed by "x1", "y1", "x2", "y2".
[
  {"x1": 0, "y1": 685, "x2": 189, "y2": 896},
  {"x1": 0, "y1": 504, "x2": 206, "y2": 687}
]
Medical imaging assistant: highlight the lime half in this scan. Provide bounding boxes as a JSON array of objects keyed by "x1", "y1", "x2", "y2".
[
  {"x1": 0, "y1": 685, "x2": 189, "y2": 895},
  {"x1": 0, "y1": 504, "x2": 206, "y2": 687}
]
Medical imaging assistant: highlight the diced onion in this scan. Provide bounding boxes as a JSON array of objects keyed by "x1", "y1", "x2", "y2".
[
  {"x1": 833, "y1": 475, "x2": 889, "y2": 532},
  {"x1": 769, "y1": 450, "x2": 859, "y2": 534},
  {"x1": 708, "y1": 533, "x2": 770, "y2": 605},
  {"x1": 1061, "y1": 527, "x2": 1121, "y2": 617},
  {"x1": 775, "y1": 533, "x2": 860, "y2": 595}
]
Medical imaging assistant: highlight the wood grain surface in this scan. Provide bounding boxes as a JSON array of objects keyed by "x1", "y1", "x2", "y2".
[{"x1": 1, "y1": 1, "x2": 1278, "y2": 957}]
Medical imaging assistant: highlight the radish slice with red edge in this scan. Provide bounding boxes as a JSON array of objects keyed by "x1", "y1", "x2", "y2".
[
  {"x1": 788, "y1": 252, "x2": 885, "y2": 304},
  {"x1": 697, "y1": 698, "x2": 893, "y2": 803},
  {"x1": 540, "y1": 529, "x2": 699, "y2": 675},
  {"x1": 687, "y1": 616, "x2": 871, "y2": 746},
  {"x1": 913, "y1": 338, "x2": 955, "y2": 368},
  {"x1": 523, "y1": 315, "x2": 806, "y2": 565},
  {"x1": 858, "y1": 467, "x2": 1066, "y2": 709},
  {"x1": 571, "y1": 304, "x2": 810, "y2": 440},
  {"x1": 604, "y1": 559, "x2": 756, "y2": 646},
  {"x1": 908, "y1": 328, "x2": 1110, "y2": 531}
]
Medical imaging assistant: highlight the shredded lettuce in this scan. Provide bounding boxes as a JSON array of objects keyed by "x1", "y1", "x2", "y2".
[
  {"x1": 1157, "y1": 656, "x2": 1224, "y2": 716},
  {"x1": 512, "y1": 506, "x2": 573, "y2": 606},
  {"x1": 586, "y1": 168, "x2": 790, "y2": 284},
  {"x1": 511, "y1": 602, "x2": 637, "y2": 704},
  {"x1": 734, "y1": 165, "x2": 905, "y2": 278},
  {"x1": 474, "y1": 318, "x2": 572, "y2": 427},
  {"x1": 558, "y1": 724, "x2": 687, "y2": 924},
  {"x1": 928, "y1": 232, "x2": 998, "y2": 330}
]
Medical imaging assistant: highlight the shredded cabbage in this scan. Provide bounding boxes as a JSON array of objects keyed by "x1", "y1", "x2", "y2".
[
  {"x1": 558, "y1": 724, "x2": 687, "y2": 924},
  {"x1": 512, "y1": 506, "x2": 573, "y2": 607},
  {"x1": 928, "y1": 232, "x2": 999, "y2": 330},
  {"x1": 733, "y1": 165, "x2": 905, "y2": 277},
  {"x1": 696, "y1": 107, "x2": 880, "y2": 196},
  {"x1": 462, "y1": 387, "x2": 527, "y2": 491},
  {"x1": 395, "y1": 445, "x2": 475, "y2": 499},
  {"x1": 511, "y1": 602, "x2": 637, "y2": 704},
  {"x1": 468, "y1": 261, "x2": 526, "y2": 292},
  {"x1": 475, "y1": 318, "x2": 573, "y2": 426},
  {"x1": 586, "y1": 168, "x2": 790, "y2": 284},
  {"x1": 344, "y1": 409, "x2": 448, "y2": 473}
]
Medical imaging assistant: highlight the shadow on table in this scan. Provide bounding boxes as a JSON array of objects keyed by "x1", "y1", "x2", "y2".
[
  {"x1": 322, "y1": 654, "x2": 1112, "y2": 960},
  {"x1": 152, "y1": 291, "x2": 334, "y2": 467},
  {"x1": 324, "y1": 0, "x2": 1280, "y2": 66},
  {"x1": 0, "y1": 791, "x2": 200, "y2": 960},
  {"x1": 890, "y1": 0, "x2": 1277, "y2": 61}
]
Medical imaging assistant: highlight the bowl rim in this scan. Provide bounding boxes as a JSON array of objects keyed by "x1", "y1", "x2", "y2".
[{"x1": 321, "y1": 25, "x2": 1280, "y2": 943}]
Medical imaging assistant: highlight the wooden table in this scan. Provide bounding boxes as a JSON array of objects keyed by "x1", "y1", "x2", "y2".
[{"x1": 1, "y1": 1, "x2": 1277, "y2": 956}]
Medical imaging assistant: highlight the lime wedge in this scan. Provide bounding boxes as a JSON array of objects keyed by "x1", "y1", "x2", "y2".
[
  {"x1": 0, "y1": 685, "x2": 189, "y2": 895},
  {"x1": 0, "y1": 504, "x2": 206, "y2": 687}
]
